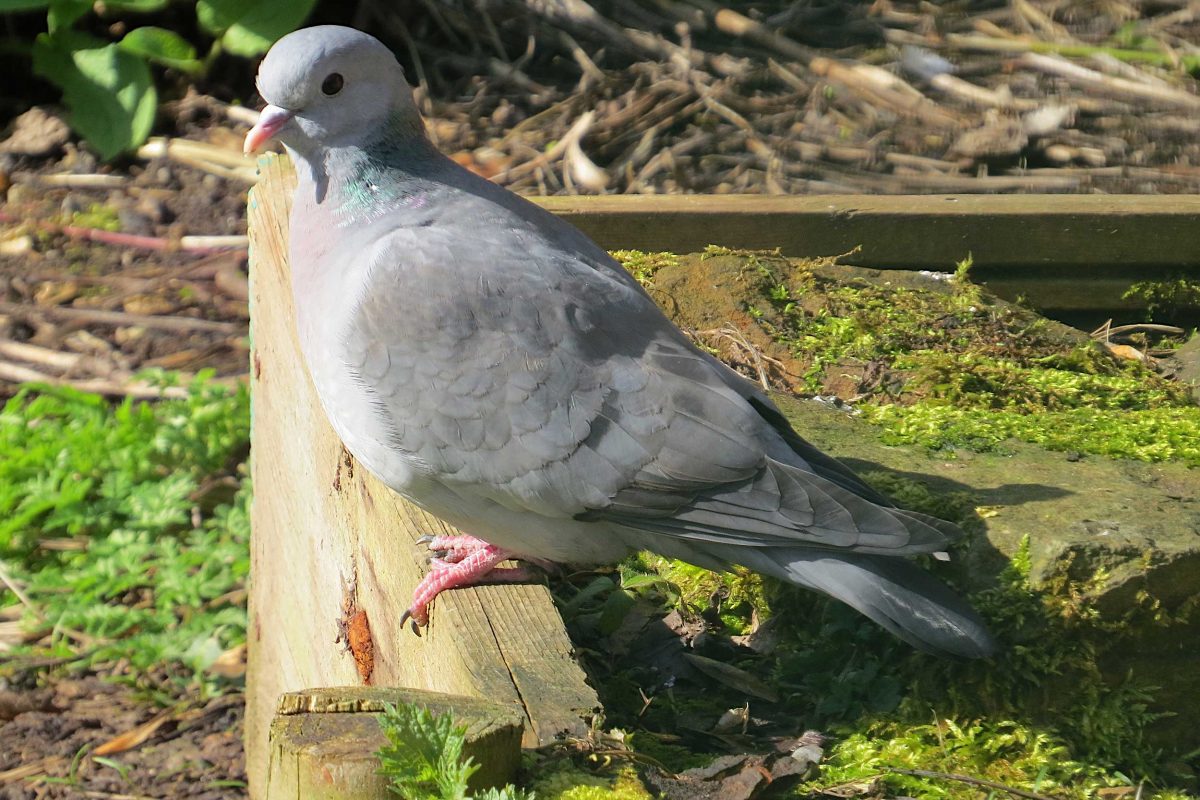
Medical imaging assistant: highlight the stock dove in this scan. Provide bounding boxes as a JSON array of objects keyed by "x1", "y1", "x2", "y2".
[{"x1": 246, "y1": 25, "x2": 995, "y2": 658}]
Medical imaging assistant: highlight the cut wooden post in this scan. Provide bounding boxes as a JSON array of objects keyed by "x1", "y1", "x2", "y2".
[
  {"x1": 245, "y1": 154, "x2": 600, "y2": 800},
  {"x1": 266, "y1": 688, "x2": 524, "y2": 800}
]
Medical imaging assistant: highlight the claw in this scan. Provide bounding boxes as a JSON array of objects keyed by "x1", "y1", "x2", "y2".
[
  {"x1": 400, "y1": 607, "x2": 426, "y2": 635},
  {"x1": 415, "y1": 534, "x2": 435, "y2": 545}
]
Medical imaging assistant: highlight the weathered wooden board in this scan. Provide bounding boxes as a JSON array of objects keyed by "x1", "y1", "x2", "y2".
[
  {"x1": 245, "y1": 154, "x2": 600, "y2": 800},
  {"x1": 266, "y1": 688, "x2": 524, "y2": 800},
  {"x1": 535, "y1": 194, "x2": 1200, "y2": 310}
]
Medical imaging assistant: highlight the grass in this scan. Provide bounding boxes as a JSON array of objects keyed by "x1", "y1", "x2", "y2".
[{"x1": 0, "y1": 373, "x2": 250, "y2": 699}]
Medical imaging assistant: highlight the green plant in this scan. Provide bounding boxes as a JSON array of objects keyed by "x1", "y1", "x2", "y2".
[
  {"x1": 376, "y1": 702, "x2": 533, "y2": 800},
  {"x1": 0, "y1": 374, "x2": 251, "y2": 696},
  {"x1": 1123, "y1": 277, "x2": 1200, "y2": 318},
  {"x1": 4, "y1": 0, "x2": 317, "y2": 158}
]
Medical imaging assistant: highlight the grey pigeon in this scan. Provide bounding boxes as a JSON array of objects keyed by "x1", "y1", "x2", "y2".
[{"x1": 246, "y1": 25, "x2": 996, "y2": 658}]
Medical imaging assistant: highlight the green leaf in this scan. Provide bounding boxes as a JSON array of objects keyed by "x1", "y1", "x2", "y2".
[
  {"x1": 376, "y1": 702, "x2": 478, "y2": 800},
  {"x1": 46, "y1": 0, "x2": 89, "y2": 31},
  {"x1": 0, "y1": 0, "x2": 51, "y2": 11},
  {"x1": 101, "y1": 0, "x2": 169, "y2": 11},
  {"x1": 196, "y1": 0, "x2": 316, "y2": 58},
  {"x1": 32, "y1": 30, "x2": 156, "y2": 160},
  {"x1": 119, "y1": 27, "x2": 203, "y2": 74}
]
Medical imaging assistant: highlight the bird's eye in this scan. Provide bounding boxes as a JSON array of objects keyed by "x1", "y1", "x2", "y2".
[{"x1": 321, "y1": 73, "x2": 344, "y2": 96}]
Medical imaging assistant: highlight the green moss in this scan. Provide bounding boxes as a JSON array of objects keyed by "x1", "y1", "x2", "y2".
[
  {"x1": 529, "y1": 764, "x2": 651, "y2": 800},
  {"x1": 893, "y1": 350, "x2": 1190, "y2": 410},
  {"x1": 69, "y1": 202, "x2": 121, "y2": 232},
  {"x1": 624, "y1": 553, "x2": 768, "y2": 633},
  {"x1": 864, "y1": 404, "x2": 1200, "y2": 465},
  {"x1": 611, "y1": 250, "x2": 679, "y2": 288},
  {"x1": 808, "y1": 718, "x2": 1139, "y2": 800},
  {"x1": 587, "y1": 531, "x2": 1193, "y2": 790},
  {"x1": 688, "y1": 249, "x2": 1199, "y2": 466},
  {"x1": 1123, "y1": 277, "x2": 1200, "y2": 317}
]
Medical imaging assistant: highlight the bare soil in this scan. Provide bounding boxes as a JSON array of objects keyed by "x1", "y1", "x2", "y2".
[{"x1": 0, "y1": 679, "x2": 244, "y2": 799}]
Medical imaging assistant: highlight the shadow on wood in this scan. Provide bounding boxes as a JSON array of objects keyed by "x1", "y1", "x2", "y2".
[{"x1": 245, "y1": 154, "x2": 600, "y2": 799}]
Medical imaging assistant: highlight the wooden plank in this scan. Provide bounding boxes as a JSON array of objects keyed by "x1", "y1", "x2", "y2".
[
  {"x1": 245, "y1": 154, "x2": 600, "y2": 800},
  {"x1": 266, "y1": 687, "x2": 524, "y2": 800},
  {"x1": 533, "y1": 194, "x2": 1200, "y2": 309}
]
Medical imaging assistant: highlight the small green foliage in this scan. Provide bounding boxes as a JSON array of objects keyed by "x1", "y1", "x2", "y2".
[
  {"x1": 529, "y1": 764, "x2": 650, "y2": 800},
  {"x1": 376, "y1": 702, "x2": 532, "y2": 800},
  {"x1": 1123, "y1": 277, "x2": 1200, "y2": 318},
  {"x1": 8, "y1": 0, "x2": 315, "y2": 158},
  {"x1": 69, "y1": 202, "x2": 122, "y2": 232},
  {"x1": 32, "y1": 30, "x2": 157, "y2": 161},
  {"x1": 624, "y1": 554, "x2": 768, "y2": 634},
  {"x1": 611, "y1": 250, "x2": 679, "y2": 288},
  {"x1": 0, "y1": 375, "x2": 250, "y2": 695},
  {"x1": 952, "y1": 253, "x2": 974, "y2": 285},
  {"x1": 0, "y1": 373, "x2": 247, "y2": 555}
]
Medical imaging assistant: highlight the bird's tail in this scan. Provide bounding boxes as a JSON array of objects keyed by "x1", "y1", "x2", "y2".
[{"x1": 715, "y1": 546, "x2": 997, "y2": 658}]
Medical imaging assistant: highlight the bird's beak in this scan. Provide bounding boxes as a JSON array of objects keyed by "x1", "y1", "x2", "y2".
[{"x1": 244, "y1": 105, "x2": 295, "y2": 154}]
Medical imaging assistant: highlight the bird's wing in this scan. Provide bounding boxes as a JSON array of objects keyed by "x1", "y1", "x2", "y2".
[{"x1": 345, "y1": 205, "x2": 955, "y2": 556}]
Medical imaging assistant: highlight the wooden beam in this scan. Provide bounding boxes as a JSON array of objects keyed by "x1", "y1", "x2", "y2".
[
  {"x1": 266, "y1": 688, "x2": 524, "y2": 800},
  {"x1": 245, "y1": 155, "x2": 600, "y2": 800},
  {"x1": 534, "y1": 194, "x2": 1200, "y2": 309}
]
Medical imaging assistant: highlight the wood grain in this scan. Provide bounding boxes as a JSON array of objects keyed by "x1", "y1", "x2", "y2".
[{"x1": 265, "y1": 687, "x2": 524, "y2": 800}]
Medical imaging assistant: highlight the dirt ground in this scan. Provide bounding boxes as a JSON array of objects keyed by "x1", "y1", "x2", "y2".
[{"x1": 0, "y1": 680, "x2": 244, "y2": 799}]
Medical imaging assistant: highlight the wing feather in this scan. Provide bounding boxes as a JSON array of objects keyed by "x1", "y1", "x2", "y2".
[{"x1": 346, "y1": 215, "x2": 959, "y2": 555}]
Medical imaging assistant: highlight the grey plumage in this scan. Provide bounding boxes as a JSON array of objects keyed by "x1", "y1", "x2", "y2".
[{"x1": 251, "y1": 25, "x2": 996, "y2": 658}]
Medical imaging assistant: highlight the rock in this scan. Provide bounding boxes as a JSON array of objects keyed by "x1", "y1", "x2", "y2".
[
  {"x1": 118, "y1": 208, "x2": 155, "y2": 236},
  {"x1": 779, "y1": 394, "x2": 1200, "y2": 750},
  {"x1": 948, "y1": 113, "x2": 1027, "y2": 163},
  {"x1": 643, "y1": 250, "x2": 1200, "y2": 755},
  {"x1": 0, "y1": 107, "x2": 71, "y2": 157},
  {"x1": 1164, "y1": 333, "x2": 1200, "y2": 404}
]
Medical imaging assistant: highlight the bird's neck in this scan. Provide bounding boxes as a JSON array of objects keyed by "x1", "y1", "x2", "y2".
[{"x1": 302, "y1": 113, "x2": 448, "y2": 226}]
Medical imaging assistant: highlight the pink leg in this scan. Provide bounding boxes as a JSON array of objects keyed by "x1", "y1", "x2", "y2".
[{"x1": 401, "y1": 542, "x2": 513, "y2": 630}]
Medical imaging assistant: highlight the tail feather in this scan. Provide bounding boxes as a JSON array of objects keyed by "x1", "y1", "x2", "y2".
[{"x1": 720, "y1": 546, "x2": 997, "y2": 658}]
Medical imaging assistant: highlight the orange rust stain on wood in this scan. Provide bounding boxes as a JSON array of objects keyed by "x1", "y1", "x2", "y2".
[{"x1": 346, "y1": 610, "x2": 375, "y2": 684}]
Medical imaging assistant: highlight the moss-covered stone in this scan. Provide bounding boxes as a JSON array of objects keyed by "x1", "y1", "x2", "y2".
[{"x1": 611, "y1": 249, "x2": 1200, "y2": 760}]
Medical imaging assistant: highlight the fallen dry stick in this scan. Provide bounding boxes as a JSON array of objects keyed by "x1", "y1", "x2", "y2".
[
  {"x1": 0, "y1": 211, "x2": 248, "y2": 255},
  {"x1": 811, "y1": 57, "x2": 961, "y2": 127},
  {"x1": 137, "y1": 137, "x2": 259, "y2": 184},
  {"x1": 0, "y1": 300, "x2": 242, "y2": 335},
  {"x1": 0, "y1": 359, "x2": 189, "y2": 399},
  {"x1": 1019, "y1": 52, "x2": 1200, "y2": 109}
]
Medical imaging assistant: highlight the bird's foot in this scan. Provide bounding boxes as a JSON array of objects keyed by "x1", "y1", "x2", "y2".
[
  {"x1": 400, "y1": 541, "x2": 513, "y2": 633},
  {"x1": 416, "y1": 534, "x2": 491, "y2": 565}
]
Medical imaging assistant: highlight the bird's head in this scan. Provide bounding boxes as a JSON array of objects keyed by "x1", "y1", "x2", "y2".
[{"x1": 245, "y1": 26, "x2": 420, "y2": 157}]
